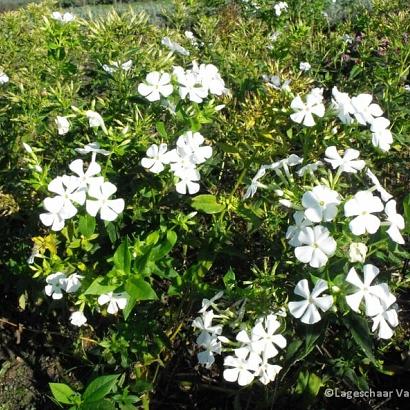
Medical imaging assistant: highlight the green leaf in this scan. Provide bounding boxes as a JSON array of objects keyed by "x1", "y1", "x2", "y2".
[
  {"x1": 81, "y1": 399, "x2": 116, "y2": 410},
  {"x1": 84, "y1": 277, "x2": 118, "y2": 296},
  {"x1": 123, "y1": 278, "x2": 158, "y2": 320},
  {"x1": 49, "y1": 383, "x2": 76, "y2": 405},
  {"x1": 149, "y1": 231, "x2": 177, "y2": 261},
  {"x1": 155, "y1": 121, "x2": 167, "y2": 139},
  {"x1": 223, "y1": 268, "x2": 236, "y2": 290},
  {"x1": 83, "y1": 374, "x2": 119, "y2": 403},
  {"x1": 79, "y1": 215, "x2": 96, "y2": 237},
  {"x1": 113, "y1": 237, "x2": 131, "y2": 274},
  {"x1": 191, "y1": 194, "x2": 225, "y2": 214},
  {"x1": 344, "y1": 314, "x2": 376, "y2": 364}
]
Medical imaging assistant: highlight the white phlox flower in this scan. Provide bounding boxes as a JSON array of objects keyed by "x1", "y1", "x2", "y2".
[
  {"x1": 196, "y1": 63, "x2": 226, "y2": 96},
  {"x1": 256, "y1": 359, "x2": 282, "y2": 385},
  {"x1": 299, "y1": 62, "x2": 311, "y2": 72},
  {"x1": 75, "y1": 142, "x2": 111, "y2": 157},
  {"x1": 86, "y1": 110, "x2": 107, "y2": 133},
  {"x1": 0, "y1": 71, "x2": 9, "y2": 84},
  {"x1": 141, "y1": 143, "x2": 171, "y2": 174},
  {"x1": 262, "y1": 74, "x2": 291, "y2": 92},
  {"x1": 351, "y1": 93, "x2": 383, "y2": 125},
  {"x1": 48, "y1": 174, "x2": 85, "y2": 210},
  {"x1": 55, "y1": 116, "x2": 70, "y2": 135},
  {"x1": 98, "y1": 291, "x2": 129, "y2": 314},
  {"x1": 243, "y1": 166, "x2": 269, "y2": 199},
  {"x1": 251, "y1": 314, "x2": 287, "y2": 359},
  {"x1": 192, "y1": 310, "x2": 223, "y2": 337},
  {"x1": 62, "y1": 273, "x2": 83, "y2": 293},
  {"x1": 198, "y1": 291, "x2": 224, "y2": 313},
  {"x1": 286, "y1": 211, "x2": 313, "y2": 247},
  {"x1": 290, "y1": 88, "x2": 325, "y2": 127},
  {"x1": 344, "y1": 190, "x2": 383, "y2": 235},
  {"x1": 288, "y1": 279, "x2": 333, "y2": 324},
  {"x1": 273, "y1": 2, "x2": 288, "y2": 16},
  {"x1": 86, "y1": 181, "x2": 125, "y2": 221},
  {"x1": 331, "y1": 86, "x2": 355, "y2": 124},
  {"x1": 176, "y1": 131, "x2": 212, "y2": 165},
  {"x1": 223, "y1": 348, "x2": 261, "y2": 386},
  {"x1": 345, "y1": 265, "x2": 394, "y2": 316},
  {"x1": 324, "y1": 146, "x2": 365, "y2": 173},
  {"x1": 138, "y1": 71, "x2": 173, "y2": 102},
  {"x1": 177, "y1": 71, "x2": 208, "y2": 103},
  {"x1": 69, "y1": 158, "x2": 103, "y2": 190},
  {"x1": 174, "y1": 168, "x2": 201, "y2": 195},
  {"x1": 102, "y1": 60, "x2": 132, "y2": 74},
  {"x1": 51, "y1": 12, "x2": 75, "y2": 23},
  {"x1": 370, "y1": 117, "x2": 393, "y2": 152},
  {"x1": 161, "y1": 36, "x2": 190, "y2": 56},
  {"x1": 348, "y1": 242, "x2": 368, "y2": 263},
  {"x1": 45, "y1": 272, "x2": 67, "y2": 299},
  {"x1": 196, "y1": 331, "x2": 222, "y2": 368},
  {"x1": 297, "y1": 161, "x2": 323, "y2": 177},
  {"x1": 370, "y1": 299, "x2": 399, "y2": 340},
  {"x1": 40, "y1": 196, "x2": 70, "y2": 231},
  {"x1": 295, "y1": 225, "x2": 337, "y2": 268},
  {"x1": 384, "y1": 200, "x2": 405, "y2": 244},
  {"x1": 302, "y1": 185, "x2": 341, "y2": 223},
  {"x1": 365, "y1": 169, "x2": 392, "y2": 202},
  {"x1": 70, "y1": 311, "x2": 87, "y2": 327}
]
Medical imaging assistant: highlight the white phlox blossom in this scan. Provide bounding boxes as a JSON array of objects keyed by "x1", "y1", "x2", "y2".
[
  {"x1": 384, "y1": 200, "x2": 405, "y2": 244},
  {"x1": 348, "y1": 242, "x2": 368, "y2": 263},
  {"x1": 196, "y1": 331, "x2": 222, "y2": 368},
  {"x1": 102, "y1": 60, "x2": 132, "y2": 74},
  {"x1": 351, "y1": 93, "x2": 383, "y2": 125},
  {"x1": 262, "y1": 74, "x2": 291, "y2": 92},
  {"x1": 69, "y1": 159, "x2": 103, "y2": 190},
  {"x1": 297, "y1": 161, "x2": 323, "y2": 177},
  {"x1": 0, "y1": 71, "x2": 9, "y2": 84},
  {"x1": 302, "y1": 185, "x2": 341, "y2": 223},
  {"x1": 295, "y1": 225, "x2": 337, "y2": 268},
  {"x1": 345, "y1": 265, "x2": 394, "y2": 316},
  {"x1": 243, "y1": 166, "x2": 268, "y2": 199},
  {"x1": 288, "y1": 279, "x2": 333, "y2": 324},
  {"x1": 365, "y1": 169, "x2": 392, "y2": 202},
  {"x1": 161, "y1": 36, "x2": 190, "y2": 56},
  {"x1": 98, "y1": 291, "x2": 129, "y2": 314},
  {"x1": 290, "y1": 88, "x2": 325, "y2": 127},
  {"x1": 75, "y1": 142, "x2": 111, "y2": 157},
  {"x1": 138, "y1": 71, "x2": 173, "y2": 102},
  {"x1": 331, "y1": 86, "x2": 355, "y2": 124},
  {"x1": 62, "y1": 273, "x2": 83, "y2": 293},
  {"x1": 324, "y1": 146, "x2": 365, "y2": 173},
  {"x1": 86, "y1": 181, "x2": 125, "y2": 221},
  {"x1": 86, "y1": 110, "x2": 107, "y2": 133},
  {"x1": 45, "y1": 272, "x2": 67, "y2": 299},
  {"x1": 141, "y1": 144, "x2": 171, "y2": 174},
  {"x1": 370, "y1": 298, "x2": 399, "y2": 340},
  {"x1": 40, "y1": 196, "x2": 72, "y2": 231},
  {"x1": 370, "y1": 116, "x2": 393, "y2": 152},
  {"x1": 223, "y1": 348, "x2": 262, "y2": 386},
  {"x1": 192, "y1": 310, "x2": 223, "y2": 338},
  {"x1": 299, "y1": 62, "x2": 311, "y2": 72},
  {"x1": 70, "y1": 311, "x2": 87, "y2": 327},
  {"x1": 55, "y1": 116, "x2": 70, "y2": 135},
  {"x1": 286, "y1": 211, "x2": 313, "y2": 247},
  {"x1": 344, "y1": 190, "x2": 383, "y2": 235},
  {"x1": 273, "y1": 2, "x2": 288, "y2": 16},
  {"x1": 198, "y1": 291, "x2": 224, "y2": 313},
  {"x1": 51, "y1": 12, "x2": 75, "y2": 23}
]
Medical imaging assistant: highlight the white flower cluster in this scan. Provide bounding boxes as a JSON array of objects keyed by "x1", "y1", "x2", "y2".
[
  {"x1": 141, "y1": 131, "x2": 213, "y2": 195},
  {"x1": 40, "y1": 142, "x2": 124, "y2": 231},
  {"x1": 192, "y1": 293, "x2": 287, "y2": 386},
  {"x1": 290, "y1": 86, "x2": 393, "y2": 152},
  {"x1": 273, "y1": 2, "x2": 288, "y2": 16},
  {"x1": 0, "y1": 70, "x2": 9, "y2": 85},
  {"x1": 44, "y1": 270, "x2": 129, "y2": 327},
  {"x1": 138, "y1": 62, "x2": 227, "y2": 104}
]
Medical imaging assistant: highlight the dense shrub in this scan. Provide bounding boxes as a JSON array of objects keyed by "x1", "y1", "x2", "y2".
[{"x1": 0, "y1": 0, "x2": 409, "y2": 408}]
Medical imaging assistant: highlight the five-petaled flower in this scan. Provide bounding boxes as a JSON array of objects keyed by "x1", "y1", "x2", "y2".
[
  {"x1": 384, "y1": 200, "x2": 405, "y2": 244},
  {"x1": 138, "y1": 72, "x2": 173, "y2": 102},
  {"x1": 288, "y1": 279, "x2": 333, "y2": 324},
  {"x1": 302, "y1": 185, "x2": 341, "y2": 223},
  {"x1": 324, "y1": 146, "x2": 365, "y2": 173},
  {"x1": 141, "y1": 144, "x2": 171, "y2": 174},
  {"x1": 290, "y1": 88, "x2": 325, "y2": 127},
  {"x1": 98, "y1": 291, "x2": 129, "y2": 314},
  {"x1": 55, "y1": 116, "x2": 70, "y2": 135}
]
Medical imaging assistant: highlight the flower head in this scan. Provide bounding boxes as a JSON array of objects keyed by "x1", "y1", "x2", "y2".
[
  {"x1": 299, "y1": 62, "x2": 311, "y2": 72},
  {"x1": 62, "y1": 273, "x2": 83, "y2": 293},
  {"x1": 290, "y1": 88, "x2": 325, "y2": 127},
  {"x1": 98, "y1": 291, "x2": 129, "y2": 314},
  {"x1": 45, "y1": 272, "x2": 67, "y2": 299},
  {"x1": 295, "y1": 225, "x2": 337, "y2": 268},
  {"x1": 70, "y1": 311, "x2": 87, "y2": 327},
  {"x1": 384, "y1": 200, "x2": 405, "y2": 244},
  {"x1": 40, "y1": 196, "x2": 69, "y2": 231},
  {"x1": 138, "y1": 72, "x2": 173, "y2": 102},
  {"x1": 324, "y1": 146, "x2": 365, "y2": 173},
  {"x1": 331, "y1": 86, "x2": 355, "y2": 124},
  {"x1": 86, "y1": 111, "x2": 107, "y2": 133},
  {"x1": 344, "y1": 191, "x2": 383, "y2": 235},
  {"x1": 86, "y1": 181, "x2": 125, "y2": 221},
  {"x1": 348, "y1": 242, "x2": 368, "y2": 263},
  {"x1": 223, "y1": 348, "x2": 261, "y2": 386},
  {"x1": 196, "y1": 332, "x2": 222, "y2": 368},
  {"x1": 345, "y1": 265, "x2": 393, "y2": 316},
  {"x1": 351, "y1": 94, "x2": 383, "y2": 125},
  {"x1": 141, "y1": 143, "x2": 171, "y2": 174},
  {"x1": 0, "y1": 71, "x2": 9, "y2": 84},
  {"x1": 365, "y1": 169, "x2": 392, "y2": 202},
  {"x1": 370, "y1": 299, "x2": 399, "y2": 339},
  {"x1": 51, "y1": 12, "x2": 75, "y2": 23},
  {"x1": 55, "y1": 116, "x2": 70, "y2": 135},
  {"x1": 69, "y1": 159, "x2": 102, "y2": 190},
  {"x1": 288, "y1": 279, "x2": 333, "y2": 324},
  {"x1": 75, "y1": 142, "x2": 111, "y2": 158},
  {"x1": 161, "y1": 36, "x2": 190, "y2": 56},
  {"x1": 370, "y1": 117, "x2": 393, "y2": 152},
  {"x1": 302, "y1": 185, "x2": 341, "y2": 223},
  {"x1": 286, "y1": 211, "x2": 313, "y2": 247}
]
